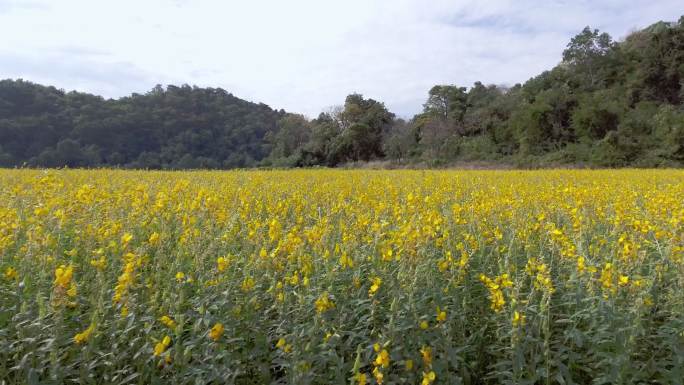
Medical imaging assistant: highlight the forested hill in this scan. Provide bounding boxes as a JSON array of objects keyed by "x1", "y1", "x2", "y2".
[
  {"x1": 1, "y1": 16, "x2": 683, "y2": 169},
  {"x1": 0, "y1": 82, "x2": 284, "y2": 168}
]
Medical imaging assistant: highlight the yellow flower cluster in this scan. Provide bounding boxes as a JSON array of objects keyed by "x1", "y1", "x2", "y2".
[
  {"x1": 368, "y1": 276, "x2": 382, "y2": 297},
  {"x1": 479, "y1": 273, "x2": 513, "y2": 312},
  {"x1": 54, "y1": 264, "x2": 74, "y2": 289},
  {"x1": 154, "y1": 336, "x2": 171, "y2": 356},
  {"x1": 52, "y1": 264, "x2": 77, "y2": 305},
  {"x1": 315, "y1": 291, "x2": 335, "y2": 314},
  {"x1": 372, "y1": 343, "x2": 390, "y2": 384},
  {"x1": 216, "y1": 256, "x2": 229, "y2": 272},
  {"x1": 4, "y1": 266, "x2": 17, "y2": 280},
  {"x1": 73, "y1": 324, "x2": 95, "y2": 345},
  {"x1": 208, "y1": 322, "x2": 224, "y2": 341},
  {"x1": 420, "y1": 346, "x2": 436, "y2": 385},
  {"x1": 525, "y1": 258, "x2": 555, "y2": 294},
  {"x1": 1, "y1": 168, "x2": 682, "y2": 383},
  {"x1": 276, "y1": 337, "x2": 292, "y2": 353},
  {"x1": 159, "y1": 315, "x2": 177, "y2": 330},
  {"x1": 113, "y1": 253, "x2": 138, "y2": 316}
]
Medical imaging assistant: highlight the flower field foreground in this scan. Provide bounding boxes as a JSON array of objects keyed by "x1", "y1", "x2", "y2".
[{"x1": 1, "y1": 169, "x2": 683, "y2": 384}]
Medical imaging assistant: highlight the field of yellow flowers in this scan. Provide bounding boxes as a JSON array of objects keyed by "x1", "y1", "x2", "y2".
[{"x1": 1, "y1": 169, "x2": 683, "y2": 384}]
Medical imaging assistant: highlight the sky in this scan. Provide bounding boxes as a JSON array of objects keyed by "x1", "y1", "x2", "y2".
[{"x1": 0, "y1": 1, "x2": 681, "y2": 118}]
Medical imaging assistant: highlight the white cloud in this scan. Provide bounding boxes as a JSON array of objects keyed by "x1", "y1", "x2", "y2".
[{"x1": 0, "y1": 0, "x2": 681, "y2": 117}]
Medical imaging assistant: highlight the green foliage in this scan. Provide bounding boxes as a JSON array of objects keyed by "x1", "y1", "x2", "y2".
[
  {"x1": 390, "y1": 16, "x2": 684, "y2": 167},
  {"x1": 1, "y1": 16, "x2": 683, "y2": 169},
  {"x1": 423, "y1": 85, "x2": 468, "y2": 125},
  {"x1": 382, "y1": 119, "x2": 420, "y2": 161},
  {"x1": 270, "y1": 94, "x2": 394, "y2": 167},
  {"x1": 571, "y1": 92, "x2": 622, "y2": 140},
  {"x1": 264, "y1": 114, "x2": 312, "y2": 167},
  {"x1": 0, "y1": 81, "x2": 283, "y2": 169},
  {"x1": 562, "y1": 26, "x2": 617, "y2": 89},
  {"x1": 653, "y1": 105, "x2": 684, "y2": 160}
]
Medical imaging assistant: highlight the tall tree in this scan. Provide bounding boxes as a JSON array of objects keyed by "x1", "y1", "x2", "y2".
[
  {"x1": 562, "y1": 27, "x2": 617, "y2": 89},
  {"x1": 423, "y1": 85, "x2": 468, "y2": 124}
]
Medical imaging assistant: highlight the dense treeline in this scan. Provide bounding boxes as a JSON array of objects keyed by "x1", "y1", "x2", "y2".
[
  {"x1": 0, "y1": 83, "x2": 284, "y2": 168},
  {"x1": 1, "y1": 17, "x2": 683, "y2": 169}
]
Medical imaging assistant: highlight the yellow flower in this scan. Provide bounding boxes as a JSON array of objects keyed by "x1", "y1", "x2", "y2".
[
  {"x1": 217, "y1": 256, "x2": 228, "y2": 272},
  {"x1": 405, "y1": 359, "x2": 414, "y2": 370},
  {"x1": 66, "y1": 282, "x2": 77, "y2": 298},
  {"x1": 90, "y1": 256, "x2": 107, "y2": 271},
  {"x1": 289, "y1": 271, "x2": 299, "y2": 286},
  {"x1": 499, "y1": 274, "x2": 513, "y2": 288},
  {"x1": 374, "y1": 349, "x2": 390, "y2": 368},
  {"x1": 512, "y1": 311, "x2": 526, "y2": 327},
  {"x1": 276, "y1": 338, "x2": 292, "y2": 352},
  {"x1": 576, "y1": 256, "x2": 586, "y2": 274},
  {"x1": 420, "y1": 320, "x2": 429, "y2": 330},
  {"x1": 175, "y1": 271, "x2": 185, "y2": 282},
  {"x1": 153, "y1": 335, "x2": 171, "y2": 356},
  {"x1": 438, "y1": 258, "x2": 450, "y2": 272},
  {"x1": 480, "y1": 273, "x2": 508, "y2": 312},
  {"x1": 368, "y1": 276, "x2": 382, "y2": 297},
  {"x1": 339, "y1": 252, "x2": 354, "y2": 269},
  {"x1": 241, "y1": 276, "x2": 255, "y2": 292},
  {"x1": 113, "y1": 261, "x2": 136, "y2": 306},
  {"x1": 354, "y1": 372, "x2": 367, "y2": 385},
  {"x1": 420, "y1": 346, "x2": 432, "y2": 367},
  {"x1": 159, "y1": 315, "x2": 177, "y2": 330},
  {"x1": 372, "y1": 367, "x2": 384, "y2": 384},
  {"x1": 209, "y1": 322, "x2": 224, "y2": 341},
  {"x1": 421, "y1": 370, "x2": 436, "y2": 385},
  {"x1": 492, "y1": 289, "x2": 506, "y2": 309},
  {"x1": 54, "y1": 265, "x2": 74, "y2": 288},
  {"x1": 73, "y1": 324, "x2": 95, "y2": 345},
  {"x1": 314, "y1": 291, "x2": 335, "y2": 313},
  {"x1": 148, "y1": 232, "x2": 160, "y2": 244},
  {"x1": 618, "y1": 275, "x2": 630, "y2": 286},
  {"x1": 436, "y1": 306, "x2": 446, "y2": 322},
  {"x1": 4, "y1": 267, "x2": 17, "y2": 280},
  {"x1": 121, "y1": 232, "x2": 133, "y2": 246}
]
